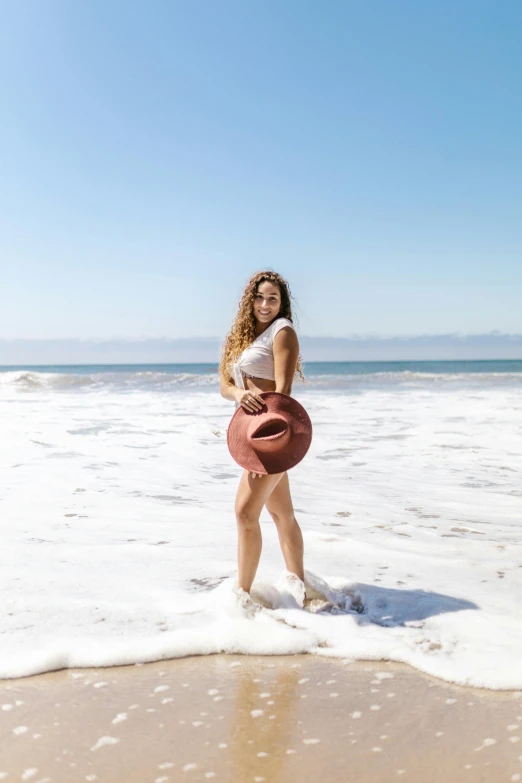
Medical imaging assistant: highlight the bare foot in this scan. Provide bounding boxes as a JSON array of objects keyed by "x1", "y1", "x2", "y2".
[{"x1": 277, "y1": 570, "x2": 306, "y2": 608}]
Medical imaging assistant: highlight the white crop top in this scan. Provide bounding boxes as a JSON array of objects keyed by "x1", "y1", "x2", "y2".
[{"x1": 229, "y1": 317, "x2": 295, "y2": 393}]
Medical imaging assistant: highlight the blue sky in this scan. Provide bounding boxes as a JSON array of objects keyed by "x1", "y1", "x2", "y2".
[{"x1": 1, "y1": 0, "x2": 521, "y2": 344}]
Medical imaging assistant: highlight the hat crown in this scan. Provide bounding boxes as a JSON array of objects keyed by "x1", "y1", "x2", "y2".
[{"x1": 247, "y1": 413, "x2": 291, "y2": 453}]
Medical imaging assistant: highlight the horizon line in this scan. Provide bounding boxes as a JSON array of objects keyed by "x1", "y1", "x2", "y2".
[{"x1": 2, "y1": 357, "x2": 522, "y2": 368}]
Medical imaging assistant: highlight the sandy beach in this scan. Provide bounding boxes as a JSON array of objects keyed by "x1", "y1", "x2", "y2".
[
  {"x1": 3, "y1": 0, "x2": 522, "y2": 776},
  {"x1": 2, "y1": 367, "x2": 521, "y2": 781},
  {"x1": 1, "y1": 655, "x2": 521, "y2": 783}
]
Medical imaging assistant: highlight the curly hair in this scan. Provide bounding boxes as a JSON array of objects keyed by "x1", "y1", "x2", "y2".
[{"x1": 219, "y1": 270, "x2": 305, "y2": 385}]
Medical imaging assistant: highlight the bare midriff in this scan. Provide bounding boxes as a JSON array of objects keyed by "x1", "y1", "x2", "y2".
[{"x1": 242, "y1": 373, "x2": 276, "y2": 394}]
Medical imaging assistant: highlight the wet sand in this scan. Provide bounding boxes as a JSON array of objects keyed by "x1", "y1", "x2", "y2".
[{"x1": 1, "y1": 655, "x2": 521, "y2": 783}]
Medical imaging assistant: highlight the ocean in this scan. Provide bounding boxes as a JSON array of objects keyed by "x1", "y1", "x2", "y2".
[
  {"x1": 2, "y1": 359, "x2": 522, "y2": 392},
  {"x1": 1, "y1": 361, "x2": 521, "y2": 687}
]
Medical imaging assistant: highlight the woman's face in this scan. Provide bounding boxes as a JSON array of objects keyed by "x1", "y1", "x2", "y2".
[{"x1": 253, "y1": 280, "x2": 281, "y2": 326}]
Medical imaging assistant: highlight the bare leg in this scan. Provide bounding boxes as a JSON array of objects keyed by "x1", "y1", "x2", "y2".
[
  {"x1": 265, "y1": 472, "x2": 304, "y2": 582},
  {"x1": 235, "y1": 470, "x2": 285, "y2": 593}
]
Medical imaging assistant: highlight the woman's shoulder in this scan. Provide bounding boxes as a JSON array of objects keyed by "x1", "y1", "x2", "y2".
[{"x1": 270, "y1": 317, "x2": 296, "y2": 338}]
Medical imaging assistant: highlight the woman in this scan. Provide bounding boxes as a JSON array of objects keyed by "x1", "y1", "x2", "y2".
[{"x1": 219, "y1": 271, "x2": 306, "y2": 602}]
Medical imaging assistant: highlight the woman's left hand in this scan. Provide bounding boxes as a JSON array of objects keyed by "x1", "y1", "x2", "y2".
[{"x1": 249, "y1": 471, "x2": 264, "y2": 479}]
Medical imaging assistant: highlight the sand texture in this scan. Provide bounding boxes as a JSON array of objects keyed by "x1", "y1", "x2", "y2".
[{"x1": 1, "y1": 655, "x2": 521, "y2": 782}]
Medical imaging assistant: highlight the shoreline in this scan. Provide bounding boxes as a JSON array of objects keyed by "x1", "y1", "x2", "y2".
[{"x1": 2, "y1": 655, "x2": 521, "y2": 783}]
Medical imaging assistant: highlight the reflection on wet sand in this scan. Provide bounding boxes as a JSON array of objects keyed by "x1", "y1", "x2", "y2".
[
  {"x1": 229, "y1": 664, "x2": 302, "y2": 782},
  {"x1": 0, "y1": 655, "x2": 520, "y2": 783}
]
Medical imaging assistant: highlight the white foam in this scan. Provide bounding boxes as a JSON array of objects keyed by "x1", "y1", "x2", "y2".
[
  {"x1": 90, "y1": 736, "x2": 120, "y2": 751},
  {"x1": 0, "y1": 382, "x2": 521, "y2": 689}
]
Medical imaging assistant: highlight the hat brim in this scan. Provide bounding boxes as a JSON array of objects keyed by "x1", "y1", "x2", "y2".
[{"x1": 227, "y1": 392, "x2": 312, "y2": 475}]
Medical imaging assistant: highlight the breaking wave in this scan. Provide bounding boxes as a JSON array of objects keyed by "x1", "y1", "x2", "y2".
[{"x1": 1, "y1": 366, "x2": 521, "y2": 394}]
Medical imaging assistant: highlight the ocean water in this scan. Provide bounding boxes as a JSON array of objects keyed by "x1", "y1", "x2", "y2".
[{"x1": 1, "y1": 361, "x2": 521, "y2": 688}]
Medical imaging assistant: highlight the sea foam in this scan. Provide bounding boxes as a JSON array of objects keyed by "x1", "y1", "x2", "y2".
[{"x1": 1, "y1": 373, "x2": 521, "y2": 687}]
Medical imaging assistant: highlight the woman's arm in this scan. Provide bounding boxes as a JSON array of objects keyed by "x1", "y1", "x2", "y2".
[
  {"x1": 220, "y1": 376, "x2": 264, "y2": 412},
  {"x1": 273, "y1": 327, "x2": 299, "y2": 396},
  {"x1": 220, "y1": 376, "x2": 241, "y2": 403}
]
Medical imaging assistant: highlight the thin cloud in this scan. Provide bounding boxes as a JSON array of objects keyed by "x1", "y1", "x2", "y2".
[{"x1": 1, "y1": 333, "x2": 521, "y2": 364}]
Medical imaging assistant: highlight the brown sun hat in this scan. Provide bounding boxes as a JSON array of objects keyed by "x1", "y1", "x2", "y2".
[{"x1": 227, "y1": 392, "x2": 313, "y2": 475}]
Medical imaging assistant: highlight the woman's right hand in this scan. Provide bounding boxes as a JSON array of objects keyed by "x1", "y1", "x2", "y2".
[{"x1": 235, "y1": 389, "x2": 265, "y2": 413}]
